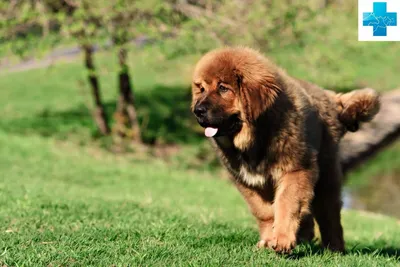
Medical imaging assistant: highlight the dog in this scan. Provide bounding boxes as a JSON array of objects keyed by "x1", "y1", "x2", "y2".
[{"x1": 190, "y1": 47, "x2": 380, "y2": 254}]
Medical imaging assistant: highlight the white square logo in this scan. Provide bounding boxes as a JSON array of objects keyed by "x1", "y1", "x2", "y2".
[{"x1": 359, "y1": 0, "x2": 400, "y2": 41}]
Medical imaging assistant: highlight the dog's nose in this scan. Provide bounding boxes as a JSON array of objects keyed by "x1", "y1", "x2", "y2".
[{"x1": 194, "y1": 105, "x2": 207, "y2": 117}]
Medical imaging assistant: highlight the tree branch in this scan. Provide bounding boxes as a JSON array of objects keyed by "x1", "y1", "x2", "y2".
[{"x1": 173, "y1": 1, "x2": 237, "y2": 27}]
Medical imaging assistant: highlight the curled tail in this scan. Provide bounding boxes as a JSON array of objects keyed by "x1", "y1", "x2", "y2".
[{"x1": 335, "y1": 88, "x2": 381, "y2": 132}]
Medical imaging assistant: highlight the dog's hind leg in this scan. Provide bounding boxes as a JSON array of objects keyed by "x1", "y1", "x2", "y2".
[
  {"x1": 312, "y1": 156, "x2": 345, "y2": 252},
  {"x1": 297, "y1": 213, "x2": 315, "y2": 243}
]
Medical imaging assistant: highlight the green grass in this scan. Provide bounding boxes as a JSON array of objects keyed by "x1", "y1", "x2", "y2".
[
  {"x1": 0, "y1": 36, "x2": 400, "y2": 265},
  {"x1": 347, "y1": 142, "x2": 400, "y2": 188},
  {"x1": 0, "y1": 49, "x2": 201, "y2": 144},
  {"x1": 1, "y1": 44, "x2": 399, "y2": 170},
  {"x1": 1, "y1": 130, "x2": 400, "y2": 266}
]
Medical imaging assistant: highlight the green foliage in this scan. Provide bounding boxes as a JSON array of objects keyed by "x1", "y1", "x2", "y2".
[
  {"x1": 1, "y1": 0, "x2": 182, "y2": 56},
  {"x1": 0, "y1": 1, "x2": 41, "y2": 58},
  {"x1": 160, "y1": 0, "x2": 397, "y2": 92},
  {"x1": 5, "y1": 0, "x2": 396, "y2": 95},
  {"x1": 163, "y1": 0, "x2": 319, "y2": 56}
]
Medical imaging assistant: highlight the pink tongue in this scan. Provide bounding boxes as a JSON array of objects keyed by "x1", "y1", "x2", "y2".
[{"x1": 205, "y1": 127, "x2": 218, "y2": 137}]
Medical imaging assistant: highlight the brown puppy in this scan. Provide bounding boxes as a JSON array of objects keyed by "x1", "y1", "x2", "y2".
[{"x1": 191, "y1": 47, "x2": 380, "y2": 254}]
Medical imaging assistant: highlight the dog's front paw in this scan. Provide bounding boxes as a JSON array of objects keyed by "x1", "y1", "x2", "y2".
[
  {"x1": 256, "y1": 239, "x2": 270, "y2": 249},
  {"x1": 267, "y1": 232, "x2": 296, "y2": 254},
  {"x1": 256, "y1": 235, "x2": 275, "y2": 249}
]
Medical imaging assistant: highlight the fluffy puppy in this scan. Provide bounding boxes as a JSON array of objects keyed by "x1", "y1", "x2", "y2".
[{"x1": 191, "y1": 47, "x2": 380, "y2": 253}]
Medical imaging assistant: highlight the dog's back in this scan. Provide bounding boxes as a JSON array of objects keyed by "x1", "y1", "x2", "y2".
[{"x1": 295, "y1": 78, "x2": 380, "y2": 140}]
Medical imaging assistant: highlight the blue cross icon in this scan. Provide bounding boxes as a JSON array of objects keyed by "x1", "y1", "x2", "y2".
[{"x1": 363, "y1": 2, "x2": 397, "y2": 36}]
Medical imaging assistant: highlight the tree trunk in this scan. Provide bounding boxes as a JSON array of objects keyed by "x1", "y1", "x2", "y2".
[
  {"x1": 82, "y1": 44, "x2": 110, "y2": 135},
  {"x1": 115, "y1": 47, "x2": 142, "y2": 142},
  {"x1": 35, "y1": 1, "x2": 50, "y2": 37}
]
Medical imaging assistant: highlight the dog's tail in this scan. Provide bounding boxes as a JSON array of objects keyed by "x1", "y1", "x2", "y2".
[{"x1": 332, "y1": 88, "x2": 380, "y2": 132}]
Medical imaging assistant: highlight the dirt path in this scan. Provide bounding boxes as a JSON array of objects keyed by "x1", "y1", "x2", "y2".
[
  {"x1": 0, "y1": 37, "x2": 151, "y2": 74},
  {"x1": 0, "y1": 46, "x2": 83, "y2": 74}
]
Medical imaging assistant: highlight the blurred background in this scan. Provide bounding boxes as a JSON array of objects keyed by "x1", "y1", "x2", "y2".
[{"x1": 1, "y1": 0, "x2": 399, "y2": 220}]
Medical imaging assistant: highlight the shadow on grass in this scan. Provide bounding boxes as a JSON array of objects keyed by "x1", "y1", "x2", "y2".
[
  {"x1": 180, "y1": 220, "x2": 400, "y2": 261},
  {"x1": 0, "y1": 84, "x2": 203, "y2": 145},
  {"x1": 0, "y1": 82, "x2": 370, "y2": 144},
  {"x1": 346, "y1": 245, "x2": 400, "y2": 259},
  {"x1": 185, "y1": 228, "x2": 400, "y2": 261},
  {"x1": 284, "y1": 242, "x2": 400, "y2": 260},
  {"x1": 136, "y1": 84, "x2": 201, "y2": 144}
]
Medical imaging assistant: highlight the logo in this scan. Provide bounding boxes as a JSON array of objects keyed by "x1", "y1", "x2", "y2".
[{"x1": 359, "y1": 0, "x2": 400, "y2": 41}]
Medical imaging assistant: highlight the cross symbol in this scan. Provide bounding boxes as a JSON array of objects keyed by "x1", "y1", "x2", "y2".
[{"x1": 363, "y1": 2, "x2": 397, "y2": 36}]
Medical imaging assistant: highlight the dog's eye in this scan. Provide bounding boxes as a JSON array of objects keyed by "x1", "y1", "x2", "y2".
[
  {"x1": 219, "y1": 85, "x2": 229, "y2": 93},
  {"x1": 200, "y1": 87, "x2": 205, "y2": 93}
]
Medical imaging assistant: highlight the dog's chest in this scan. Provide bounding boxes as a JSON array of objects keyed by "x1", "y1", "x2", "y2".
[
  {"x1": 214, "y1": 137, "x2": 280, "y2": 187},
  {"x1": 237, "y1": 161, "x2": 285, "y2": 187},
  {"x1": 239, "y1": 166, "x2": 268, "y2": 187}
]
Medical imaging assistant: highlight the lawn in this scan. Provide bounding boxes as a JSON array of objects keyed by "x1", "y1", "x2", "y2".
[
  {"x1": 1, "y1": 126, "x2": 400, "y2": 266},
  {"x1": 1, "y1": 47, "x2": 400, "y2": 266}
]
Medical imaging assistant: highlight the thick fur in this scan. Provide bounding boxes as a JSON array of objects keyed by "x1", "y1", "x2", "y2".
[
  {"x1": 334, "y1": 88, "x2": 380, "y2": 132},
  {"x1": 191, "y1": 47, "x2": 380, "y2": 254}
]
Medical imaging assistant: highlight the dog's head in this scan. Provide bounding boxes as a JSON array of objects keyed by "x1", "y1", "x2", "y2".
[{"x1": 191, "y1": 47, "x2": 282, "y2": 140}]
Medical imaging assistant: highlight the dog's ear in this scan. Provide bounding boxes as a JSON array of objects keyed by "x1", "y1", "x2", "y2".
[{"x1": 235, "y1": 69, "x2": 281, "y2": 122}]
